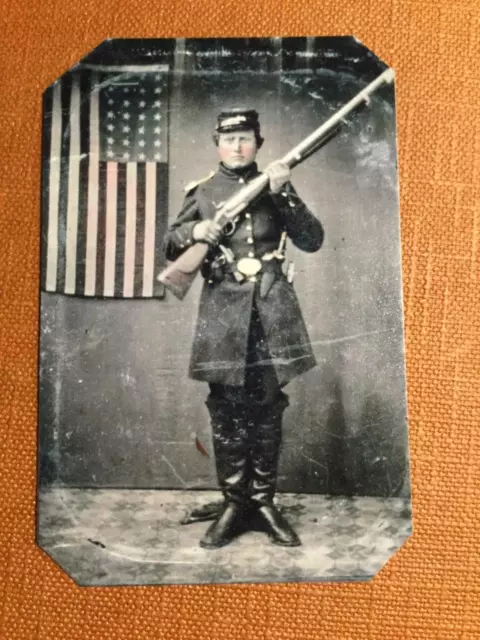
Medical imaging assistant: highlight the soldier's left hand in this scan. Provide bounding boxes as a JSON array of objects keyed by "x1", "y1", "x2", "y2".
[{"x1": 265, "y1": 162, "x2": 291, "y2": 194}]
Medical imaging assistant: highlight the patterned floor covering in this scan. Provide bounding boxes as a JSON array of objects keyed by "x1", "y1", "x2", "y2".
[{"x1": 37, "y1": 489, "x2": 412, "y2": 586}]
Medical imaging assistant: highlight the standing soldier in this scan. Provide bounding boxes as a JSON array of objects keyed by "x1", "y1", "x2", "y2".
[{"x1": 163, "y1": 108, "x2": 324, "y2": 549}]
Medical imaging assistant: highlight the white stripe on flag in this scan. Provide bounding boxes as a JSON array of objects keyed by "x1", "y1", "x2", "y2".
[
  {"x1": 104, "y1": 162, "x2": 118, "y2": 297},
  {"x1": 123, "y1": 162, "x2": 137, "y2": 297},
  {"x1": 84, "y1": 71, "x2": 100, "y2": 296},
  {"x1": 46, "y1": 81, "x2": 62, "y2": 291},
  {"x1": 64, "y1": 75, "x2": 81, "y2": 295},
  {"x1": 142, "y1": 162, "x2": 156, "y2": 297},
  {"x1": 78, "y1": 63, "x2": 169, "y2": 73}
]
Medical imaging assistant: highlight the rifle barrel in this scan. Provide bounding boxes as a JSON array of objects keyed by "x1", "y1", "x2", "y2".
[{"x1": 281, "y1": 68, "x2": 395, "y2": 167}]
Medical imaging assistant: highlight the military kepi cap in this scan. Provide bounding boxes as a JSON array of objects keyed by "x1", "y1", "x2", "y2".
[{"x1": 215, "y1": 108, "x2": 261, "y2": 134}]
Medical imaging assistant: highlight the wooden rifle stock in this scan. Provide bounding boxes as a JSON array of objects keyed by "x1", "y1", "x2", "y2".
[
  {"x1": 158, "y1": 68, "x2": 395, "y2": 300},
  {"x1": 158, "y1": 242, "x2": 210, "y2": 300}
]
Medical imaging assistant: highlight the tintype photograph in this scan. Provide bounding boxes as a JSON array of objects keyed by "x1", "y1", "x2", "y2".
[{"x1": 38, "y1": 36, "x2": 412, "y2": 586}]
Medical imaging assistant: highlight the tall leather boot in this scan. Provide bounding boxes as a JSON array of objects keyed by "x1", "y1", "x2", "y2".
[
  {"x1": 249, "y1": 393, "x2": 301, "y2": 546},
  {"x1": 200, "y1": 396, "x2": 251, "y2": 549}
]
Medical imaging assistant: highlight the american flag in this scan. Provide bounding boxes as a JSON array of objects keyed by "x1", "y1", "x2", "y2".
[{"x1": 41, "y1": 65, "x2": 169, "y2": 298}]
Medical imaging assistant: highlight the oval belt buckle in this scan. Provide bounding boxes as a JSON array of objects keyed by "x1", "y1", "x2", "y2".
[{"x1": 236, "y1": 257, "x2": 263, "y2": 277}]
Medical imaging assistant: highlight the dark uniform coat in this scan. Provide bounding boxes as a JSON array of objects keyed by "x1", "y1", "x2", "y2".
[{"x1": 163, "y1": 162, "x2": 324, "y2": 388}]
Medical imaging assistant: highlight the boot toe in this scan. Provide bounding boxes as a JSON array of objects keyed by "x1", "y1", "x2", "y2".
[
  {"x1": 257, "y1": 505, "x2": 302, "y2": 546},
  {"x1": 268, "y1": 531, "x2": 302, "y2": 547},
  {"x1": 199, "y1": 502, "x2": 246, "y2": 549},
  {"x1": 199, "y1": 533, "x2": 233, "y2": 549}
]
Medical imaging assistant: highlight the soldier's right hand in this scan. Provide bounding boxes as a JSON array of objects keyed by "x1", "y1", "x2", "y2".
[{"x1": 192, "y1": 220, "x2": 223, "y2": 245}]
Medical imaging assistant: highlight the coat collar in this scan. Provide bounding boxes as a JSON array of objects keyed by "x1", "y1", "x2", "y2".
[{"x1": 217, "y1": 161, "x2": 260, "y2": 181}]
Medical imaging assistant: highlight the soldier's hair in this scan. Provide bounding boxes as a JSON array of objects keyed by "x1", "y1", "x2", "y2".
[{"x1": 212, "y1": 130, "x2": 264, "y2": 149}]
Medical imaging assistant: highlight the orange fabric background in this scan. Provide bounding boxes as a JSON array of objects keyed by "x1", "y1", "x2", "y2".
[{"x1": 0, "y1": 0, "x2": 479, "y2": 637}]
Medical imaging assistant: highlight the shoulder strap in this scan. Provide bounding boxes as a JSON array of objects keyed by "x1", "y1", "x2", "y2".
[{"x1": 183, "y1": 170, "x2": 216, "y2": 195}]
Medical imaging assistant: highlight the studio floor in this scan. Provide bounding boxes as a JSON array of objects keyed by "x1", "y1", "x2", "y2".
[{"x1": 37, "y1": 488, "x2": 412, "y2": 586}]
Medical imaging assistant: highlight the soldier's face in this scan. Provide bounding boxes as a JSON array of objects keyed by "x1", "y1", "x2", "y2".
[{"x1": 217, "y1": 130, "x2": 258, "y2": 168}]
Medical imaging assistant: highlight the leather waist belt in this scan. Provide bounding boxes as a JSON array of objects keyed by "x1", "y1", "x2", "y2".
[
  {"x1": 235, "y1": 256, "x2": 283, "y2": 277},
  {"x1": 205, "y1": 249, "x2": 286, "y2": 298}
]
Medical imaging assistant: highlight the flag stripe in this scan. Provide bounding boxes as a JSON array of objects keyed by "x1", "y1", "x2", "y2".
[
  {"x1": 56, "y1": 78, "x2": 73, "y2": 294},
  {"x1": 75, "y1": 158, "x2": 89, "y2": 295},
  {"x1": 114, "y1": 163, "x2": 127, "y2": 297},
  {"x1": 45, "y1": 81, "x2": 62, "y2": 291},
  {"x1": 84, "y1": 71, "x2": 100, "y2": 296},
  {"x1": 95, "y1": 162, "x2": 108, "y2": 297},
  {"x1": 123, "y1": 162, "x2": 137, "y2": 297},
  {"x1": 153, "y1": 162, "x2": 169, "y2": 297},
  {"x1": 41, "y1": 88, "x2": 53, "y2": 290},
  {"x1": 142, "y1": 162, "x2": 156, "y2": 297},
  {"x1": 134, "y1": 164, "x2": 147, "y2": 297},
  {"x1": 64, "y1": 75, "x2": 81, "y2": 294},
  {"x1": 75, "y1": 72, "x2": 92, "y2": 294},
  {"x1": 78, "y1": 64, "x2": 169, "y2": 73},
  {"x1": 79, "y1": 70, "x2": 91, "y2": 156},
  {"x1": 104, "y1": 162, "x2": 118, "y2": 296}
]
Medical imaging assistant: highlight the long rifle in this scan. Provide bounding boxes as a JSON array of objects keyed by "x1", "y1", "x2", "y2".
[{"x1": 157, "y1": 68, "x2": 395, "y2": 300}]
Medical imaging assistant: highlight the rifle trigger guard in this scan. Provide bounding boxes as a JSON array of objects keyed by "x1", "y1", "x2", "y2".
[{"x1": 223, "y1": 218, "x2": 238, "y2": 237}]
